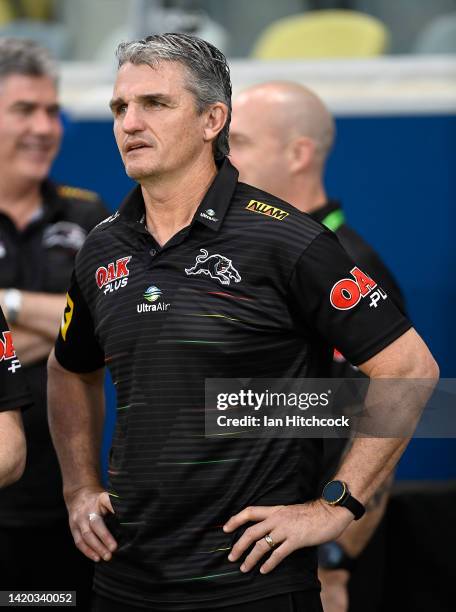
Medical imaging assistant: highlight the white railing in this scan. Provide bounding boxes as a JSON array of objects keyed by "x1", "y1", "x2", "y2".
[{"x1": 60, "y1": 55, "x2": 456, "y2": 118}]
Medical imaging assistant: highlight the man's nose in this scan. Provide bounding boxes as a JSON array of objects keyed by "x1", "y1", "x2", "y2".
[
  {"x1": 31, "y1": 109, "x2": 61, "y2": 137},
  {"x1": 122, "y1": 103, "x2": 144, "y2": 133}
]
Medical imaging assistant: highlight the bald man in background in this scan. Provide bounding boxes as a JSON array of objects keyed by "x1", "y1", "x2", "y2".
[{"x1": 230, "y1": 82, "x2": 406, "y2": 612}]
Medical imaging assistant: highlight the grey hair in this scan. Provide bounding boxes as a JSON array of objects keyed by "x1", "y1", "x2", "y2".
[
  {"x1": 0, "y1": 38, "x2": 58, "y2": 84},
  {"x1": 116, "y1": 33, "x2": 231, "y2": 160}
]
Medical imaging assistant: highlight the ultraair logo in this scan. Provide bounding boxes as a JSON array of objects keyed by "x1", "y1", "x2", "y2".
[
  {"x1": 245, "y1": 199, "x2": 289, "y2": 221},
  {"x1": 185, "y1": 249, "x2": 241, "y2": 286},
  {"x1": 199, "y1": 208, "x2": 218, "y2": 222},
  {"x1": 96, "y1": 256, "x2": 131, "y2": 295},
  {"x1": 144, "y1": 286, "x2": 162, "y2": 302},
  {"x1": 330, "y1": 267, "x2": 387, "y2": 310},
  {"x1": 0, "y1": 331, "x2": 21, "y2": 374},
  {"x1": 137, "y1": 285, "x2": 170, "y2": 313}
]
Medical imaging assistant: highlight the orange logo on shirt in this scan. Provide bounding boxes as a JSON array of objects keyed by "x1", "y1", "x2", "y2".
[
  {"x1": 0, "y1": 331, "x2": 16, "y2": 361},
  {"x1": 95, "y1": 256, "x2": 132, "y2": 295},
  {"x1": 330, "y1": 267, "x2": 377, "y2": 310}
]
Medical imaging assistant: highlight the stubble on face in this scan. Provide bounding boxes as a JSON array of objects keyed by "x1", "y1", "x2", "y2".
[{"x1": 111, "y1": 61, "x2": 205, "y2": 183}]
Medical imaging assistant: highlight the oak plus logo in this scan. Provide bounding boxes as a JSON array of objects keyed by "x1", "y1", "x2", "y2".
[
  {"x1": 0, "y1": 331, "x2": 21, "y2": 373},
  {"x1": 96, "y1": 256, "x2": 131, "y2": 295},
  {"x1": 330, "y1": 267, "x2": 387, "y2": 310}
]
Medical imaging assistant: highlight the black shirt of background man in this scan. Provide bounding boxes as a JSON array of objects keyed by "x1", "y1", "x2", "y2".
[
  {"x1": 55, "y1": 159, "x2": 411, "y2": 611},
  {"x1": 0, "y1": 306, "x2": 31, "y2": 413},
  {"x1": 0, "y1": 181, "x2": 108, "y2": 526}
]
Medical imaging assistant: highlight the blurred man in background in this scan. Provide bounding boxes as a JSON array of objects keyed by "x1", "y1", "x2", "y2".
[
  {"x1": 0, "y1": 38, "x2": 108, "y2": 608},
  {"x1": 230, "y1": 81, "x2": 407, "y2": 612},
  {"x1": 0, "y1": 305, "x2": 30, "y2": 489}
]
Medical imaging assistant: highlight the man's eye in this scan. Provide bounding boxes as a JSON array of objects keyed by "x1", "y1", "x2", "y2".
[
  {"x1": 146, "y1": 100, "x2": 164, "y2": 108},
  {"x1": 14, "y1": 106, "x2": 32, "y2": 116}
]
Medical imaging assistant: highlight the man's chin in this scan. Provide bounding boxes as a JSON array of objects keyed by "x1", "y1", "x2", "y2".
[
  {"x1": 125, "y1": 163, "x2": 157, "y2": 181},
  {"x1": 17, "y1": 161, "x2": 52, "y2": 184}
]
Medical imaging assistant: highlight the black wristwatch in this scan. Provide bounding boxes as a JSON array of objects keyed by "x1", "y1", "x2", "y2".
[
  {"x1": 318, "y1": 541, "x2": 357, "y2": 572},
  {"x1": 322, "y1": 480, "x2": 366, "y2": 520}
]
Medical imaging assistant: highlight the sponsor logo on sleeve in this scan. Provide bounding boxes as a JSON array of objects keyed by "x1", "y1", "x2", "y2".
[
  {"x1": 61, "y1": 293, "x2": 74, "y2": 341},
  {"x1": 185, "y1": 249, "x2": 241, "y2": 286},
  {"x1": 330, "y1": 267, "x2": 387, "y2": 310},
  {"x1": 96, "y1": 256, "x2": 131, "y2": 294},
  {"x1": 245, "y1": 199, "x2": 289, "y2": 221},
  {"x1": 0, "y1": 331, "x2": 21, "y2": 373}
]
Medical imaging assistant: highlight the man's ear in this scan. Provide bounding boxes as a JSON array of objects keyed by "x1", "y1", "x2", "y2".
[
  {"x1": 203, "y1": 102, "x2": 229, "y2": 143},
  {"x1": 288, "y1": 136, "x2": 316, "y2": 174}
]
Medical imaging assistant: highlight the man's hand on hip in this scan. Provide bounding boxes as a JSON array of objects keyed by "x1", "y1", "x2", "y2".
[
  {"x1": 66, "y1": 486, "x2": 118, "y2": 563},
  {"x1": 223, "y1": 500, "x2": 353, "y2": 574}
]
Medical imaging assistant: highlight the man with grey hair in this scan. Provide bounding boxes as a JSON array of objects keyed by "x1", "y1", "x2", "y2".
[
  {"x1": 0, "y1": 38, "x2": 108, "y2": 607},
  {"x1": 230, "y1": 81, "x2": 407, "y2": 612},
  {"x1": 48, "y1": 33, "x2": 437, "y2": 612}
]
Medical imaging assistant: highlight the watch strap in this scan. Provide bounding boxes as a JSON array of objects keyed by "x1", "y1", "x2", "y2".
[{"x1": 342, "y1": 493, "x2": 365, "y2": 520}]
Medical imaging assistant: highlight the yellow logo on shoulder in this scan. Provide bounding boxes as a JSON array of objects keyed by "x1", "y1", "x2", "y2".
[
  {"x1": 245, "y1": 199, "x2": 289, "y2": 221},
  {"x1": 61, "y1": 293, "x2": 74, "y2": 341}
]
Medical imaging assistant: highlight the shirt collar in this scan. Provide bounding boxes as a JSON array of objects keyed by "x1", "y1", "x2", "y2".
[
  {"x1": 118, "y1": 157, "x2": 239, "y2": 233},
  {"x1": 193, "y1": 157, "x2": 238, "y2": 231},
  {"x1": 310, "y1": 200, "x2": 342, "y2": 225}
]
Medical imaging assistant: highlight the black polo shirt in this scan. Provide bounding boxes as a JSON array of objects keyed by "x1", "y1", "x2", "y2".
[
  {"x1": 0, "y1": 181, "x2": 108, "y2": 526},
  {"x1": 55, "y1": 159, "x2": 411, "y2": 610},
  {"x1": 0, "y1": 307, "x2": 31, "y2": 413}
]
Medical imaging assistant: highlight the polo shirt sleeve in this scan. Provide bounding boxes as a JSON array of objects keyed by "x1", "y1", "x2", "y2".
[
  {"x1": 288, "y1": 231, "x2": 412, "y2": 366},
  {"x1": 0, "y1": 308, "x2": 32, "y2": 412},
  {"x1": 54, "y1": 271, "x2": 105, "y2": 373}
]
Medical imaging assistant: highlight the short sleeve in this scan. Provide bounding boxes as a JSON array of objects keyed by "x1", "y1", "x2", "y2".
[
  {"x1": 54, "y1": 271, "x2": 105, "y2": 373},
  {"x1": 0, "y1": 308, "x2": 32, "y2": 412},
  {"x1": 288, "y1": 231, "x2": 412, "y2": 366}
]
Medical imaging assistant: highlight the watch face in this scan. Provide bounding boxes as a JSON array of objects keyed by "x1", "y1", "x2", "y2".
[{"x1": 323, "y1": 480, "x2": 346, "y2": 504}]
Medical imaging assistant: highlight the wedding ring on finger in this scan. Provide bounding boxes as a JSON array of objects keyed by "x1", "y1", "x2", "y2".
[
  {"x1": 88, "y1": 512, "x2": 102, "y2": 522},
  {"x1": 264, "y1": 533, "x2": 275, "y2": 550}
]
